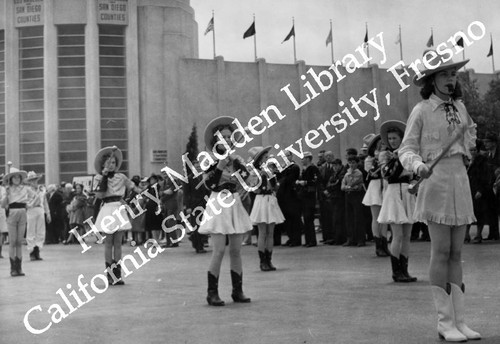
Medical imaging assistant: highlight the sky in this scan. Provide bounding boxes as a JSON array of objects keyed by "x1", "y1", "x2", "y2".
[{"x1": 190, "y1": 0, "x2": 500, "y2": 74}]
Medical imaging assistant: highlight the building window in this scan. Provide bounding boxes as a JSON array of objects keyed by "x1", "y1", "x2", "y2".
[
  {"x1": 57, "y1": 24, "x2": 86, "y2": 182},
  {"x1": 19, "y1": 26, "x2": 44, "y2": 175},
  {"x1": 99, "y1": 25, "x2": 127, "y2": 172},
  {"x1": 0, "y1": 30, "x2": 5, "y2": 168}
]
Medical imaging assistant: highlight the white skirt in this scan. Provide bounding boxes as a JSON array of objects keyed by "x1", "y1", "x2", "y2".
[
  {"x1": 198, "y1": 191, "x2": 253, "y2": 235},
  {"x1": 95, "y1": 201, "x2": 132, "y2": 233},
  {"x1": 378, "y1": 183, "x2": 416, "y2": 224},
  {"x1": 362, "y1": 179, "x2": 386, "y2": 207},
  {"x1": 250, "y1": 194, "x2": 285, "y2": 225}
]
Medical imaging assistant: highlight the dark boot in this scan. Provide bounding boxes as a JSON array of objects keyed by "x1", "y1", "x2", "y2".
[
  {"x1": 113, "y1": 260, "x2": 125, "y2": 285},
  {"x1": 29, "y1": 249, "x2": 36, "y2": 261},
  {"x1": 34, "y1": 246, "x2": 42, "y2": 261},
  {"x1": 105, "y1": 262, "x2": 115, "y2": 285},
  {"x1": 15, "y1": 257, "x2": 25, "y2": 276},
  {"x1": 258, "y1": 251, "x2": 271, "y2": 271},
  {"x1": 381, "y1": 237, "x2": 391, "y2": 257},
  {"x1": 0, "y1": 245, "x2": 3, "y2": 258},
  {"x1": 374, "y1": 237, "x2": 386, "y2": 257},
  {"x1": 390, "y1": 255, "x2": 410, "y2": 282},
  {"x1": 230, "y1": 270, "x2": 251, "y2": 303},
  {"x1": 265, "y1": 250, "x2": 276, "y2": 271},
  {"x1": 399, "y1": 255, "x2": 417, "y2": 282},
  {"x1": 10, "y1": 258, "x2": 19, "y2": 277},
  {"x1": 206, "y1": 272, "x2": 225, "y2": 306}
]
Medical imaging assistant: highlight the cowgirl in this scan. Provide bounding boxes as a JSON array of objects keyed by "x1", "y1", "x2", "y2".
[
  {"x1": 199, "y1": 116, "x2": 253, "y2": 306},
  {"x1": 248, "y1": 146, "x2": 284, "y2": 271},
  {"x1": 362, "y1": 134, "x2": 390, "y2": 257},
  {"x1": 26, "y1": 171, "x2": 50, "y2": 261},
  {"x1": 399, "y1": 51, "x2": 480, "y2": 341},
  {"x1": 377, "y1": 120, "x2": 417, "y2": 283},
  {"x1": 1, "y1": 167, "x2": 34, "y2": 276},
  {"x1": 94, "y1": 146, "x2": 142, "y2": 286}
]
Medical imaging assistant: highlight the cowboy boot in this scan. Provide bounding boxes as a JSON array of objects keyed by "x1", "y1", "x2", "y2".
[
  {"x1": 10, "y1": 258, "x2": 19, "y2": 277},
  {"x1": 431, "y1": 284, "x2": 467, "y2": 342},
  {"x1": 399, "y1": 255, "x2": 417, "y2": 282},
  {"x1": 375, "y1": 237, "x2": 387, "y2": 257},
  {"x1": 15, "y1": 257, "x2": 25, "y2": 276},
  {"x1": 258, "y1": 251, "x2": 271, "y2": 271},
  {"x1": 34, "y1": 246, "x2": 43, "y2": 261},
  {"x1": 265, "y1": 250, "x2": 276, "y2": 271},
  {"x1": 390, "y1": 255, "x2": 411, "y2": 282},
  {"x1": 0, "y1": 245, "x2": 3, "y2": 258},
  {"x1": 381, "y1": 236, "x2": 391, "y2": 256},
  {"x1": 105, "y1": 262, "x2": 115, "y2": 286},
  {"x1": 206, "y1": 271, "x2": 225, "y2": 306},
  {"x1": 29, "y1": 249, "x2": 36, "y2": 261},
  {"x1": 113, "y1": 260, "x2": 125, "y2": 285},
  {"x1": 450, "y1": 283, "x2": 481, "y2": 340},
  {"x1": 230, "y1": 270, "x2": 251, "y2": 303}
]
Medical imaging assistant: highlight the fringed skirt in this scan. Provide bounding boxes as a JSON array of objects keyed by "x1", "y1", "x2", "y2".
[
  {"x1": 378, "y1": 183, "x2": 416, "y2": 224},
  {"x1": 95, "y1": 201, "x2": 132, "y2": 233},
  {"x1": 198, "y1": 191, "x2": 253, "y2": 235},
  {"x1": 250, "y1": 194, "x2": 285, "y2": 225},
  {"x1": 362, "y1": 178, "x2": 387, "y2": 207},
  {"x1": 414, "y1": 155, "x2": 476, "y2": 226}
]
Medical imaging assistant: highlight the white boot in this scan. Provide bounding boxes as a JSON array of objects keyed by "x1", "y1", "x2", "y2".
[
  {"x1": 450, "y1": 283, "x2": 481, "y2": 340},
  {"x1": 431, "y1": 285, "x2": 468, "y2": 342}
]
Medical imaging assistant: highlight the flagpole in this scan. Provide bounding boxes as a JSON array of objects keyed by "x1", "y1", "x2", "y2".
[
  {"x1": 292, "y1": 17, "x2": 297, "y2": 63},
  {"x1": 431, "y1": 27, "x2": 434, "y2": 46},
  {"x1": 253, "y1": 14, "x2": 257, "y2": 61},
  {"x1": 491, "y1": 33, "x2": 496, "y2": 77},
  {"x1": 398, "y1": 25, "x2": 403, "y2": 61},
  {"x1": 212, "y1": 10, "x2": 216, "y2": 59},
  {"x1": 365, "y1": 22, "x2": 370, "y2": 66},
  {"x1": 330, "y1": 20, "x2": 334, "y2": 64}
]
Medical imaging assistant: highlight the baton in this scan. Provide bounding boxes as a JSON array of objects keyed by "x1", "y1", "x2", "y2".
[{"x1": 408, "y1": 132, "x2": 463, "y2": 194}]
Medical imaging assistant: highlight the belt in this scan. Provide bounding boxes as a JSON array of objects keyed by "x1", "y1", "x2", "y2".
[
  {"x1": 9, "y1": 203, "x2": 26, "y2": 209},
  {"x1": 102, "y1": 196, "x2": 123, "y2": 203}
]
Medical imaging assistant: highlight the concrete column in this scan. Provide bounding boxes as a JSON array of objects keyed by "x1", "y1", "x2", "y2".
[
  {"x1": 85, "y1": 0, "x2": 101, "y2": 174},
  {"x1": 125, "y1": 0, "x2": 141, "y2": 176},
  {"x1": 43, "y1": 0, "x2": 59, "y2": 184},
  {"x1": 257, "y1": 58, "x2": 269, "y2": 146},
  {"x1": 4, "y1": 0, "x2": 20, "y2": 168}
]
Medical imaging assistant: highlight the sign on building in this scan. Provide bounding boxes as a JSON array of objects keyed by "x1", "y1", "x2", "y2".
[
  {"x1": 151, "y1": 150, "x2": 168, "y2": 164},
  {"x1": 97, "y1": 0, "x2": 128, "y2": 25},
  {"x1": 14, "y1": 0, "x2": 44, "y2": 27}
]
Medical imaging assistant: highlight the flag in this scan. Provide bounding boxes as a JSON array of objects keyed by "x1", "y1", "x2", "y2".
[
  {"x1": 282, "y1": 25, "x2": 295, "y2": 43},
  {"x1": 487, "y1": 40, "x2": 493, "y2": 57},
  {"x1": 363, "y1": 28, "x2": 368, "y2": 47},
  {"x1": 456, "y1": 37, "x2": 464, "y2": 48},
  {"x1": 426, "y1": 33, "x2": 434, "y2": 47},
  {"x1": 243, "y1": 21, "x2": 256, "y2": 39},
  {"x1": 204, "y1": 17, "x2": 214, "y2": 36},
  {"x1": 326, "y1": 28, "x2": 332, "y2": 46},
  {"x1": 395, "y1": 32, "x2": 401, "y2": 45}
]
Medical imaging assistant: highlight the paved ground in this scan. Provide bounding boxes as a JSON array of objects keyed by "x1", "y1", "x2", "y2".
[{"x1": 0, "y1": 228, "x2": 499, "y2": 344}]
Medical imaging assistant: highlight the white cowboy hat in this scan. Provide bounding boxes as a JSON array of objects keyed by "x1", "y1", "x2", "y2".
[
  {"x1": 94, "y1": 146, "x2": 123, "y2": 174},
  {"x1": 3, "y1": 167, "x2": 28, "y2": 185},
  {"x1": 413, "y1": 49, "x2": 469, "y2": 87}
]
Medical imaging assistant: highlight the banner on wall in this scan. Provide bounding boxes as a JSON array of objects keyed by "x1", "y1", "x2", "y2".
[
  {"x1": 97, "y1": 0, "x2": 128, "y2": 25},
  {"x1": 14, "y1": 0, "x2": 44, "y2": 27}
]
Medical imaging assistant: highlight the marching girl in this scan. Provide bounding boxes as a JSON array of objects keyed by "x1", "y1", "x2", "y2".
[
  {"x1": 94, "y1": 146, "x2": 142, "y2": 286},
  {"x1": 199, "y1": 116, "x2": 253, "y2": 306},
  {"x1": 248, "y1": 146, "x2": 285, "y2": 271},
  {"x1": 377, "y1": 120, "x2": 417, "y2": 283},
  {"x1": 399, "y1": 52, "x2": 480, "y2": 341},
  {"x1": 1, "y1": 167, "x2": 34, "y2": 276},
  {"x1": 26, "y1": 171, "x2": 50, "y2": 261},
  {"x1": 362, "y1": 134, "x2": 390, "y2": 257}
]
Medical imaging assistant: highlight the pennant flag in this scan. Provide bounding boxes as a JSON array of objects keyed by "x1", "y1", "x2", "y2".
[
  {"x1": 282, "y1": 25, "x2": 295, "y2": 43},
  {"x1": 456, "y1": 37, "x2": 464, "y2": 47},
  {"x1": 487, "y1": 40, "x2": 493, "y2": 57},
  {"x1": 426, "y1": 33, "x2": 434, "y2": 47},
  {"x1": 204, "y1": 17, "x2": 214, "y2": 36},
  {"x1": 363, "y1": 28, "x2": 368, "y2": 46},
  {"x1": 395, "y1": 32, "x2": 401, "y2": 45},
  {"x1": 326, "y1": 28, "x2": 332, "y2": 46},
  {"x1": 243, "y1": 21, "x2": 256, "y2": 39}
]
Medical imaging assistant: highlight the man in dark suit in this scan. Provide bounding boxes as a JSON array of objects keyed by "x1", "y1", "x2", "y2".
[
  {"x1": 483, "y1": 132, "x2": 500, "y2": 240},
  {"x1": 297, "y1": 152, "x2": 321, "y2": 247},
  {"x1": 318, "y1": 151, "x2": 336, "y2": 244},
  {"x1": 46, "y1": 184, "x2": 64, "y2": 244},
  {"x1": 277, "y1": 150, "x2": 303, "y2": 246}
]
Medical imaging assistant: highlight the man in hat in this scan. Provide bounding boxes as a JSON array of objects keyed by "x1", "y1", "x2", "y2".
[
  {"x1": 482, "y1": 132, "x2": 500, "y2": 240},
  {"x1": 26, "y1": 172, "x2": 50, "y2": 261}
]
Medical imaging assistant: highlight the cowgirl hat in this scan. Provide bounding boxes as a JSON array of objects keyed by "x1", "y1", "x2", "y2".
[
  {"x1": 94, "y1": 145, "x2": 123, "y2": 174},
  {"x1": 413, "y1": 49, "x2": 469, "y2": 87},
  {"x1": 204, "y1": 116, "x2": 239, "y2": 151},
  {"x1": 366, "y1": 134, "x2": 382, "y2": 157},
  {"x1": 3, "y1": 167, "x2": 28, "y2": 185},
  {"x1": 26, "y1": 171, "x2": 43, "y2": 181},
  {"x1": 248, "y1": 146, "x2": 272, "y2": 166},
  {"x1": 380, "y1": 120, "x2": 406, "y2": 147}
]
